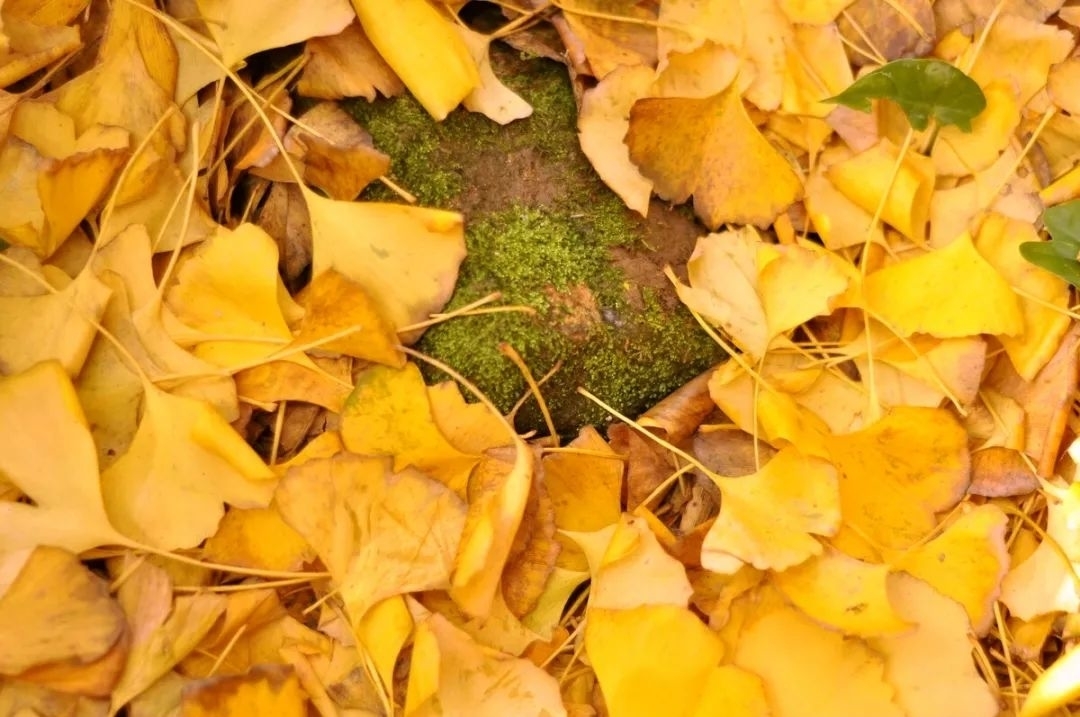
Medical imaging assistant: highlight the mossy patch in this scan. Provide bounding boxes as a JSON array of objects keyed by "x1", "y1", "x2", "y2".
[{"x1": 341, "y1": 43, "x2": 724, "y2": 435}]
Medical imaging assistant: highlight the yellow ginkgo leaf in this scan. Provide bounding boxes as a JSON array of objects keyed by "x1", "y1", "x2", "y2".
[
  {"x1": 585, "y1": 605, "x2": 729, "y2": 717},
  {"x1": 826, "y1": 138, "x2": 934, "y2": 244},
  {"x1": 100, "y1": 382, "x2": 276, "y2": 551},
  {"x1": 0, "y1": 361, "x2": 130, "y2": 553},
  {"x1": 626, "y1": 87, "x2": 803, "y2": 229},
  {"x1": 773, "y1": 548, "x2": 910, "y2": 637},
  {"x1": 872, "y1": 573, "x2": 1000, "y2": 717},
  {"x1": 577, "y1": 65, "x2": 655, "y2": 216},
  {"x1": 353, "y1": 0, "x2": 479, "y2": 121},
  {"x1": 932, "y1": 82, "x2": 1019, "y2": 176},
  {"x1": 294, "y1": 269, "x2": 405, "y2": 368},
  {"x1": 757, "y1": 241, "x2": 855, "y2": 339},
  {"x1": 975, "y1": 213, "x2": 1072, "y2": 380},
  {"x1": 891, "y1": 504, "x2": 1008, "y2": 635},
  {"x1": 275, "y1": 454, "x2": 466, "y2": 624},
  {"x1": 863, "y1": 232, "x2": 1023, "y2": 339},
  {"x1": 456, "y1": 26, "x2": 531, "y2": 125},
  {"x1": 702, "y1": 447, "x2": 841, "y2": 573},
  {"x1": 669, "y1": 227, "x2": 769, "y2": 356},
  {"x1": 109, "y1": 561, "x2": 227, "y2": 712},
  {"x1": 201, "y1": 505, "x2": 315, "y2": 572},
  {"x1": 0, "y1": 263, "x2": 112, "y2": 377},
  {"x1": 428, "y1": 380, "x2": 513, "y2": 455},
  {"x1": 0, "y1": 546, "x2": 127, "y2": 678},
  {"x1": 164, "y1": 222, "x2": 297, "y2": 368},
  {"x1": 825, "y1": 407, "x2": 970, "y2": 554},
  {"x1": 733, "y1": 603, "x2": 903, "y2": 717},
  {"x1": 195, "y1": 0, "x2": 353, "y2": 69},
  {"x1": 340, "y1": 363, "x2": 480, "y2": 496},
  {"x1": 451, "y1": 443, "x2": 533, "y2": 617},
  {"x1": 778, "y1": 0, "x2": 854, "y2": 24},
  {"x1": 305, "y1": 189, "x2": 466, "y2": 342},
  {"x1": 576, "y1": 514, "x2": 694, "y2": 610},
  {"x1": 181, "y1": 664, "x2": 306, "y2": 717},
  {"x1": 1020, "y1": 638, "x2": 1080, "y2": 717},
  {"x1": 405, "y1": 612, "x2": 563, "y2": 717},
  {"x1": 967, "y1": 13, "x2": 1073, "y2": 107}
]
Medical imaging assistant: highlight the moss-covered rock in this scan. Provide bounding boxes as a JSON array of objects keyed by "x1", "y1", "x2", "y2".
[{"x1": 343, "y1": 43, "x2": 723, "y2": 435}]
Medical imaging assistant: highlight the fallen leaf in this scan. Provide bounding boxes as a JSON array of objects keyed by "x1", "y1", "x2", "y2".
[
  {"x1": 773, "y1": 548, "x2": 910, "y2": 637},
  {"x1": 405, "y1": 610, "x2": 565, "y2": 717},
  {"x1": 626, "y1": 88, "x2": 803, "y2": 229},
  {"x1": 702, "y1": 447, "x2": 841, "y2": 573},
  {"x1": 306, "y1": 190, "x2": 466, "y2": 342},
  {"x1": 353, "y1": 0, "x2": 479, "y2": 120},
  {"x1": 871, "y1": 573, "x2": 999, "y2": 717},
  {"x1": 297, "y1": 19, "x2": 404, "y2": 101},
  {"x1": 891, "y1": 504, "x2": 1009, "y2": 635},
  {"x1": 340, "y1": 363, "x2": 480, "y2": 496},
  {"x1": 0, "y1": 361, "x2": 130, "y2": 553},
  {"x1": 0, "y1": 547, "x2": 127, "y2": 688},
  {"x1": 100, "y1": 382, "x2": 276, "y2": 551},
  {"x1": 824, "y1": 407, "x2": 970, "y2": 555},
  {"x1": 863, "y1": 232, "x2": 1024, "y2": 338},
  {"x1": 201, "y1": 505, "x2": 315, "y2": 572},
  {"x1": 181, "y1": 664, "x2": 306, "y2": 717},
  {"x1": 275, "y1": 453, "x2": 466, "y2": 623}
]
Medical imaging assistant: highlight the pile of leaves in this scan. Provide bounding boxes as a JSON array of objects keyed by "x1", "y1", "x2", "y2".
[{"x1": 4, "y1": 0, "x2": 1080, "y2": 715}]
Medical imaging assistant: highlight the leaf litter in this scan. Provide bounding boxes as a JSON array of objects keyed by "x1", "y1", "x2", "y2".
[{"x1": 4, "y1": 0, "x2": 1080, "y2": 715}]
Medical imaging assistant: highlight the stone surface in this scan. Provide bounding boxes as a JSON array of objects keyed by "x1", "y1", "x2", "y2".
[{"x1": 344, "y1": 43, "x2": 723, "y2": 435}]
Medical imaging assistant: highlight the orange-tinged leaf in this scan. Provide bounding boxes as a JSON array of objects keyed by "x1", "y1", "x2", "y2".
[
  {"x1": 297, "y1": 19, "x2": 404, "y2": 101},
  {"x1": 975, "y1": 213, "x2": 1072, "y2": 380},
  {"x1": 826, "y1": 138, "x2": 933, "y2": 244},
  {"x1": 182, "y1": 664, "x2": 306, "y2": 717},
  {"x1": 703, "y1": 447, "x2": 841, "y2": 573},
  {"x1": 825, "y1": 407, "x2": 970, "y2": 553},
  {"x1": 0, "y1": 361, "x2": 129, "y2": 552},
  {"x1": 405, "y1": 611, "x2": 564, "y2": 717},
  {"x1": 451, "y1": 443, "x2": 533, "y2": 617},
  {"x1": 626, "y1": 88, "x2": 803, "y2": 229},
  {"x1": 863, "y1": 232, "x2": 1023, "y2": 338},
  {"x1": 275, "y1": 454, "x2": 466, "y2": 623},
  {"x1": 341, "y1": 363, "x2": 480, "y2": 496},
  {"x1": 585, "y1": 605, "x2": 726, "y2": 717},
  {"x1": 872, "y1": 573, "x2": 999, "y2": 717},
  {"x1": 733, "y1": 602, "x2": 903, "y2": 717},
  {"x1": 353, "y1": 0, "x2": 479, "y2": 121},
  {"x1": 306, "y1": 190, "x2": 466, "y2": 342},
  {"x1": 195, "y1": 0, "x2": 353, "y2": 69},
  {"x1": 0, "y1": 547, "x2": 126, "y2": 679},
  {"x1": 891, "y1": 504, "x2": 1008, "y2": 635},
  {"x1": 773, "y1": 548, "x2": 910, "y2": 637},
  {"x1": 295, "y1": 269, "x2": 404, "y2": 367},
  {"x1": 100, "y1": 382, "x2": 276, "y2": 551}
]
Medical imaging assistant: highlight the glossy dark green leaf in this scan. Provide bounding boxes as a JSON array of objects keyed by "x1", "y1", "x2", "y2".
[
  {"x1": 1022, "y1": 200, "x2": 1080, "y2": 286},
  {"x1": 823, "y1": 58, "x2": 986, "y2": 132},
  {"x1": 1019, "y1": 241, "x2": 1080, "y2": 287}
]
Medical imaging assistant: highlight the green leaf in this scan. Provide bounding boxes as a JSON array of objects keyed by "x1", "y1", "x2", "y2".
[
  {"x1": 1021, "y1": 200, "x2": 1080, "y2": 287},
  {"x1": 823, "y1": 58, "x2": 986, "y2": 132}
]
